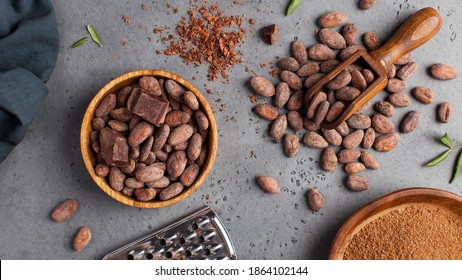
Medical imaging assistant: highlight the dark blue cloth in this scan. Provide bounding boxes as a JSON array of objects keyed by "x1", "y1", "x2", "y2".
[{"x1": 0, "y1": 0, "x2": 59, "y2": 163}]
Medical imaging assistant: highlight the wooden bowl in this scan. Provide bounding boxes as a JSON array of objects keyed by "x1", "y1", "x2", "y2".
[
  {"x1": 80, "y1": 70, "x2": 218, "y2": 208},
  {"x1": 328, "y1": 188, "x2": 462, "y2": 259}
]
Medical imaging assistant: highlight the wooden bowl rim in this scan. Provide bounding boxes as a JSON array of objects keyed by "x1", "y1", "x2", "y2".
[
  {"x1": 328, "y1": 187, "x2": 462, "y2": 259},
  {"x1": 80, "y1": 69, "x2": 218, "y2": 208}
]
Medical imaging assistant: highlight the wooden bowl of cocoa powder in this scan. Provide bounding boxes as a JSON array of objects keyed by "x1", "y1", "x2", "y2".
[
  {"x1": 80, "y1": 69, "x2": 218, "y2": 208},
  {"x1": 329, "y1": 188, "x2": 462, "y2": 260}
]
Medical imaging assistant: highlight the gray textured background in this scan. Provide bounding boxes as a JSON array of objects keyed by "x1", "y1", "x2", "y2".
[{"x1": 0, "y1": 0, "x2": 461, "y2": 260}]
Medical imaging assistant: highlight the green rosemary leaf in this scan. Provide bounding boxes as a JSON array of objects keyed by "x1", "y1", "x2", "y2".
[
  {"x1": 441, "y1": 133, "x2": 453, "y2": 148},
  {"x1": 286, "y1": 0, "x2": 303, "y2": 16},
  {"x1": 70, "y1": 37, "x2": 89, "y2": 48},
  {"x1": 450, "y1": 151, "x2": 462, "y2": 184},
  {"x1": 424, "y1": 149, "x2": 451, "y2": 167},
  {"x1": 87, "y1": 25, "x2": 103, "y2": 48}
]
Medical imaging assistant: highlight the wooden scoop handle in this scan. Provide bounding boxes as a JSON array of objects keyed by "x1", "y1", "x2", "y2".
[{"x1": 370, "y1": 7, "x2": 442, "y2": 71}]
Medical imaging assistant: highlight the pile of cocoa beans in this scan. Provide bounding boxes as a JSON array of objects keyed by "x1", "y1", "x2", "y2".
[{"x1": 251, "y1": 11, "x2": 457, "y2": 194}]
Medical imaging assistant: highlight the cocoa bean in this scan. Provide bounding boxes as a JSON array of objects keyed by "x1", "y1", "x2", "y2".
[
  {"x1": 158, "y1": 182, "x2": 183, "y2": 200},
  {"x1": 438, "y1": 102, "x2": 453, "y2": 124},
  {"x1": 335, "y1": 86, "x2": 361, "y2": 101},
  {"x1": 109, "y1": 167, "x2": 126, "y2": 191},
  {"x1": 321, "y1": 147, "x2": 338, "y2": 172},
  {"x1": 347, "y1": 114, "x2": 371, "y2": 129},
  {"x1": 339, "y1": 45, "x2": 365, "y2": 61},
  {"x1": 327, "y1": 71, "x2": 352, "y2": 90},
  {"x1": 350, "y1": 69, "x2": 367, "y2": 91},
  {"x1": 395, "y1": 53, "x2": 413, "y2": 65},
  {"x1": 284, "y1": 134, "x2": 299, "y2": 158},
  {"x1": 371, "y1": 113, "x2": 395, "y2": 134},
  {"x1": 134, "y1": 187, "x2": 157, "y2": 201},
  {"x1": 318, "y1": 11, "x2": 348, "y2": 28},
  {"x1": 270, "y1": 114, "x2": 287, "y2": 140},
  {"x1": 183, "y1": 91, "x2": 200, "y2": 111},
  {"x1": 400, "y1": 110, "x2": 419, "y2": 134},
  {"x1": 117, "y1": 86, "x2": 132, "y2": 107},
  {"x1": 281, "y1": 70, "x2": 303, "y2": 90},
  {"x1": 396, "y1": 62, "x2": 418, "y2": 80},
  {"x1": 286, "y1": 91, "x2": 304, "y2": 111},
  {"x1": 91, "y1": 117, "x2": 105, "y2": 132},
  {"x1": 274, "y1": 82, "x2": 291, "y2": 108},
  {"x1": 303, "y1": 118, "x2": 321, "y2": 131},
  {"x1": 326, "y1": 101, "x2": 346, "y2": 122},
  {"x1": 344, "y1": 162, "x2": 366, "y2": 174},
  {"x1": 361, "y1": 151, "x2": 379, "y2": 170},
  {"x1": 168, "y1": 124, "x2": 194, "y2": 146},
  {"x1": 338, "y1": 149, "x2": 361, "y2": 164},
  {"x1": 250, "y1": 76, "x2": 276, "y2": 97},
  {"x1": 362, "y1": 69, "x2": 375, "y2": 84},
  {"x1": 373, "y1": 132, "x2": 400, "y2": 152},
  {"x1": 256, "y1": 175, "x2": 280, "y2": 194},
  {"x1": 135, "y1": 164, "x2": 164, "y2": 183},
  {"x1": 73, "y1": 226, "x2": 91, "y2": 251},
  {"x1": 387, "y1": 78, "x2": 407, "y2": 93},
  {"x1": 359, "y1": 0, "x2": 377, "y2": 10},
  {"x1": 318, "y1": 28, "x2": 346, "y2": 49},
  {"x1": 430, "y1": 63, "x2": 458, "y2": 80},
  {"x1": 342, "y1": 130, "x2": 364, "y2": 149},
  {"x1": 254, "y1": 104, "x2": 279, "y2": 121},
  {"x1": 139, "y1": 76, "x2": 161, "y2": 96},
  {"x1": 95, "y1": 163, "x2": 110, "y2": 177},
  {"x1": 95, "y1": 94, "x2": 116, "y2": 118},
  {"x1": 287, "y1": 111, "x2": 304, "y2": 131},
  {"x1": 307, "y1": 188, "x2": 324, "y2": 211},
  {"x1": 296, "y1": 62, "x2": 320, "y2": 77},
  {"x1": 322, "y1": 128, "x2": 342, "y2": 146},
  {"x1": 412, "y1": 87, "x2": 435, "y2": 104},
  {"x1": 346, "y1": 174, "x2": 369, "y2": 191},
  {"x1": 374, "y1": 100, "x2": 395, "y2": 117},
  {"x1": 50, "y1": 199, "x2": 78, "y2": 223},
  {"x1": 362, "y1": 127, "x2": 375, "y2": 149},
  {"x1": 307, "y1": 44, "x2": 336, "y2": 61},
  {"x1": 387, "y1": 64, "x2": 396, "y2": 79},
  {"x1": 335, "y1": 121, "x2": 350, "y2": 136},
  {"x1": 165, "y1": 79, "x2": 185, "y2": 102},
  {"x1": 303, "y1": 132, "x2": 329, "y2": 148},
  {"x1": 278, "y1": 57, "x2": 300, "y2": 72},
  {"x1": 195, "y1": 110, "x2": 209, "y2": 130},
  {"x1": 146, "y1": 177, "x2": 170, "y2": 189},
  {"x1": 320, "y1": 59, "x2": 341, "y2": 74},
  {"x1": 165, "y1": 111, "x2": 191, "y2": 127},
  {"x1": 291, "y1": 40, "x2": 308, "y2": 64},
  {"x1": 125, "y1": 178, "x2": 145, "y2": 189},
  {"x1": 307, "y1": 91, "x2": 327, "y2": 118},
  {"x1": 388, "y1": 92, "x2": 411, "y2": 107},
  {"x1": 341, "y1": 23, "x2": 357, "y2": 46},
  {"x1": 128, "y1": 121, "x2": 154, "y2": 147},
  {"x1": 110, "y1": 107, "x2": 133, "y2": 122},
  {"x1": 304, "y1": 73, "x2": 326, "y2": 89},
  {"x1": 180, "y1": 164, "x2": 200, "y2": 187},
  {"x1": 314, "y1": 101, "x2": 330, "y2": 125},
  {"x1": 363, "y1": 32, "x2": 381, "y2": 51},
  {"x1": 187, "y1": 133, "x2": 202, "y2": 161}
]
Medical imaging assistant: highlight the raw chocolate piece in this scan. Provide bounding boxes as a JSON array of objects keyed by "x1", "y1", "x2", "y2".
[
  {"x1": 127, "y1": 88, "x2": 170, "y2": 127},
  {"x1": 99, "y1": 127, "x2": 129, "y2": 167},
  {"x1": 261, "y1": 24, "x2": 279, "y2": 45}
]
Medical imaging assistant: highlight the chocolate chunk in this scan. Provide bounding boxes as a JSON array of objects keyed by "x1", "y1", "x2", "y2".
[
  {"x1": 127, "y1": 88, "x2": 170, "y2": 127},
  {"x1": 99, "y1": 128, "x2": 129, "y2": 167},
  {"x1": 261, "y1": 24, "x2": 278, "y2": 45}
]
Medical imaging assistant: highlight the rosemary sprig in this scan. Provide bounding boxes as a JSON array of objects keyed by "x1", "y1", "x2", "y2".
[
  {"x1": 424, "y1": 133, "x2": 462, "y2": 184},
  {"x1": 86, "y1": 25, "x2": 103, "y2": 48},
  {"x1": 70, "y1": 37, "x2": 89, "y2": 48}
]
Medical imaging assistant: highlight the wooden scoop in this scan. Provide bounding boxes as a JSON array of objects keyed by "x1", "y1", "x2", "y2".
[{"x1": 305, "y1": 7, "x2": 442, "y2": 130}]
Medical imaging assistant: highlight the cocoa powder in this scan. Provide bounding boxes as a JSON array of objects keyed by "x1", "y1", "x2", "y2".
[{"x1": 344, "y1": 204, "x2": 462, "y2": 260}]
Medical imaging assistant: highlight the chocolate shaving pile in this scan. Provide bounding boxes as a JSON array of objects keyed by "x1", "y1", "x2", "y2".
[{"x1": 163, "y1": 2, "x2": 248, "y2": 81}]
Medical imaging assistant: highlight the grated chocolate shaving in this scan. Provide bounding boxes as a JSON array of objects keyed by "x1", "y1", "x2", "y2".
[{"x1": 161, "y1": 1, "x2": 248, "y2": 81}]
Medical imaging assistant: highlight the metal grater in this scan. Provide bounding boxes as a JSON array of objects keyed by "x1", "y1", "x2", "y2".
[{"x1": 103, "y1": 206, "x2": 237, "y2": 260}]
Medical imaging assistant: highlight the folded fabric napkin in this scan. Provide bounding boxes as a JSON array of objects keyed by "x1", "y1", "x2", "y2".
[{"x1": 0, "y1": 0, "x2": 59, "y2": 163}]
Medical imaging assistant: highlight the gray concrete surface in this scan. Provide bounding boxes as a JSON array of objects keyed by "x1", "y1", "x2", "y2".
[{"x1": 1, "y1": 0, "x2": 461, "y2": 260}]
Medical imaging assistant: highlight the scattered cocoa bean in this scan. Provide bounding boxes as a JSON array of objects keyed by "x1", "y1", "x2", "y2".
[
  {"x1": 286, "y1": 91, "x2": 304, "y2": 111},
  {"x1": 335, "y1": 121, "x2": 350, "y2": 136},
  {"x1": 278, "y1": 57, "x2": 300, "y2": 72},
  {"x1": 400, "y1": 110, "x2": 419, "y2": 133},
  {"x1": 256, "y1": 175, "x2": 280, "y2": 194},
  {"x1": 386, "y1": 78, "x2": 407, "y2": 93},
  {"x1": 307, "y1": 188, "x2": 324, "y2": 211},
  {"x1": 396, "y1": 62, "x2": 418, "y2": 80},
  {"x1": 307, "y1": 91, "x2": 327, "y2": 118},
  {"x1": 291, "y1": 39, "x2": 308, "y2": 65},
  {"x1": 297, "y1": 62, "x2": 320, "y2": 77},
  {"x1": 344, "y1": 162, "x2": 366, "y2": 174},
  {"x1": 318, "y1": 28, "x2": 347, "y2": 49},
  {"x1": 359, "y1": 0, "x2": 377, "y2": 10},
  {"x1": 412, "y1": 87, "x2": 435, "y2": 104},
  {"x1": 321, "y1": 147, "x2": 338, "y2": 172},
  {"x1": 429, "y1": 63, "x2": 458, "y2": 80},
  {"x1": 363, "y1": 32, "x2": 381, "y2": 51},
  {"x1": 342, "y1": 129, "x2": 364, "y2": 149},
  {"x1": 270, "y1": 114, "x2": 287, "y2": 140},
  {"x1": 395, "y1": 53, "x2": 413, "y2": 65},
  {"x1": 387, "y1": 92, "x2": 411, "y2": 107},
  {"x1": 346, "y1": 174, "x2": 369, "y2": 191},
  {"x1": 284, "y1": 134, "x2": 299, "y2": 158},
  {"x1": 287, "y1": 111, "x2": 304, "y2": 131},
  {"x1": 337, "y1": 149, "x2": 361, "y2": 164},
  {"x1": 371, "y1": 113, "x2": 395, "y2": 134},
  {"x1": 308, "y1": 44, "x2": 336, "y2": 61},
  {"x1": 362, "y1": 127, "x2": 375, "y2": 149},
  {"x1": 373, "y1": 132, "x2": 400, "y2": 152},
  {"x1": 374, "y1": 100, "x2": 395, "y2": 117},
  {"x1": 322, "y1": 128, "x2": 343, "y2": 146},
  {"x1": 314, "y1": 101, "x2": 330, "y2": 124},
  {"x1": 361, "y1": 151, "x2": 379, "y2": 170},
  {"x1": 281, "y1": 70, "x2": 303, "y2": 90},
  {"x1": 304, "y1": 73, "x2": 326, "y2": 89},
  {"x1": 303, "y1": 132, "x2": 329, "y2": 148},
  {"x1": 274, "y1": 82, "x2": 291, "y2": 108},
  {"x1": 73, "y1": 226, "x2": 91, "y2": 252},
  {"x1": 339, "y1": 45, "x2": 365, "y2": 61},
  {"x1": 326, "y1": 101, "x2": 346, "y2": 122},
  {"x1": 438, "y1": 102, "x2": 453, "y2": 124},
  {"x1": 320, "y1": 59, "x2": 341, "y2": 74},
  {"x1": 318, "y1": 11, "x2": 348, "y2": 28},
  {"x1": 50, "y1": 199, "x2": 78, "y2": 223},
  {"x1": 250, "y1": 76, "x2": 276, "y2": 97},
  {"x1": 341, "y1": 23, "x2": 357, "y2": 46}
]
